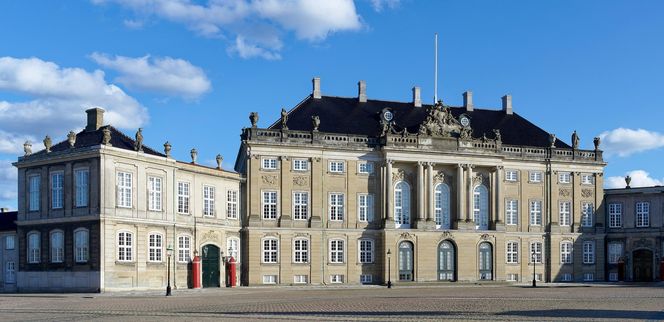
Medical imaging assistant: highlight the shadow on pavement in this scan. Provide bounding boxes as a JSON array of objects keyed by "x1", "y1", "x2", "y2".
[{"x1": 496, "y1": 309, "x2": 664, "y2": 320}]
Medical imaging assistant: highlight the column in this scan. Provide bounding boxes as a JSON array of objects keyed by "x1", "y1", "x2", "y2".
[
  {"x1": 496, "y1": 166, "x2": 504, "y2": 226},
  {"x1": 427, "y1": 162, "x2": 434, "y2": 225},
  {"x1": 416, "y1": 161, "x2": 425, "y2": 228},
  {"x1": 456, "y1": 164, "x2": 464, "y2": 225},
  {"x1": 386, "y1": 160, "x2": 394, "y2": 226},
  {"x1": 490, "y1": 169, "x2": 497, "y2": 229},
  {"x1": 466, "y1": 164, "x2": 474, "y2": 222}
]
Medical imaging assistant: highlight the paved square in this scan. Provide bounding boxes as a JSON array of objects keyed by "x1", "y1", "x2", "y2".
[{"x1": 0, "y1": 284, "x2": 663, "y2": 321}]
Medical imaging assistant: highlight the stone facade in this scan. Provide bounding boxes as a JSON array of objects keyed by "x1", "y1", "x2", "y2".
[{"x1": 0, "y1": 210, "x2": 17, "y2": 292}]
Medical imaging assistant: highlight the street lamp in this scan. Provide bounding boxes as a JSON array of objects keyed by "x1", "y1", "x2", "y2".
[
  {"x1": 532, "y1": 249, "x2": 537, "y2": 288},
  {"x1": 166, "y1": 245, "x2": 173, "y2": 296},
  {"x1": 387, "y1": 249, "x2": 392, "y2": 289}
]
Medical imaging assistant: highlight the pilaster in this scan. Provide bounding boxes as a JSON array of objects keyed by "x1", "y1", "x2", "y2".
[{"x1": 416, "y1": 161, "x2": 425, "y2": 228}]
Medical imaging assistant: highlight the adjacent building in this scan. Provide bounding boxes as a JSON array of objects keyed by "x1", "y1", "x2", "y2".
[
  {"x1": 235, "y1": 78, "x2": 607, "y2": 285},
  {"x1": 0, "y1": 209, "x2": 17, "y2": 292},
  {"x1": 12, "y1": 108, "x2": 242, "y2": 291}
]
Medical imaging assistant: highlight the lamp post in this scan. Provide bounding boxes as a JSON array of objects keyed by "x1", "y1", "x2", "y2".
[
  {"x1": 532, "y1": 249, "x2": 537, "y2": 288},
  {"x1": 166, "y1": 245, "x2": 173, "y2": 296},
  {"x1": 387, "y1": 249, "x2": 392, "y2": 289}
]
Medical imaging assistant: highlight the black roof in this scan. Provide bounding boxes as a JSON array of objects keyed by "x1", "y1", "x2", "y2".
[
  {"x1": 27, "y1": 126, "x2": 164, "y2": 158},
  {"x1": 0, "y1": 211, "x2": 17, "y2": 232},
  {"x1": 270, "y1": 96, "x2": 570, "y2": 148}
]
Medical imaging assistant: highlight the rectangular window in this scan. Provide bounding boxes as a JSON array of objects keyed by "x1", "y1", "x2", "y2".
[
  {"x1": 529, "y1": 201, "x2": 542, "y2": 226},
  {"x1": 636, "y1": 202, "x2": 650, "y2": 227},
  {"x1": 118, "y1": 231, "x2": 133, "y2": 262},
  {"x1": 203, "y1": 185, "x2": 215, "y2": 216},
  {"x1": 562, "y1": 273, "x2": 573, "y2": 282},
  {"x1": 358, "y1": 162, "x2": 373, "y2": 174},
  {"x1": 148, "y1": 233, "x2": 163, "y2": 262},
  {"x1": 608, "y1": 243, "x2": 623, "y2": 264},
  {"x1": 583, "y1": 241, "x2": 595, "y2": 264},
  {"x1": 5, "y1": 235, "x2": 15, "y2": 250},
  {"x1": 533, "y1": 273, "x2": 543, "y2": 282},
  {"x1": 262, "y1": 158, "x2": 277, "y2": 170},
  {"x1": 292, "y1": 159, "x2": 308, "y2": 171},
  {"x1": 27, "y1": 232, "x2": 40, "y2": 263},
  {"x1": 262, "y1": 191, "x2": 278, "y2": 219},
  {"x1": 360, "y1": 274, "x2": 373, "y2": 284},
  {"x1": 358, "y1": 193, "x2": 374, "y2": 222},
  {"x1": 262, "y1": 275, "x2": 277, "y2": 284},
  {"x1": 608, "y1": 203, "x2": 622, "y2": 228},
  {"x1": 506, "y1": 241, "x2": 519, "y2": 264},
  {"x1": 5, "y1": 262, "x2": 15, "y2": 284},
  {"x1": 505, "y1": 170, "x2": 518, "y2": 182},
  {"x1": 178, "y1": 235, "x2": 191, "y2": 263},
  {"x1": 262, "y1": 239, "x2": 278, "y2": 263},
  {"x1": 51, "y1": 172, "x2": 64, "y2": 209},
  {"x1": 329, "y1": 193, "x2": 344, "y2": 221},
  {"x1": 559, "y1": 201, "x2": 571, "y2": 226},
  {"x1": 530, "y1": 242, "x2": 543, "y2": 264},
  {"x1": 560, "y1": 242, "x2": 573, "y2": 264},
  {"x1": 148, "y1": 176, "x2": 162, "y2": 211},
  {"x1": 74, "y1": 169, "x2": 89, "y2": 207},
  {"x1": 117, "y1": 172, "x2": 132, "y2": 208},
  {"x1": 583, "y1": 273, "x2": 594, "y2": 281},
  {"x1": 227, "y1": 238, "x2": 240, "y2": 263},
  {"x1": 28, "y1": 175, "x2": 40, "y2": 211},
  {"x1": 505, "y1": 200, "x2": 518, "y2": 225},
  {"x1": 293, "y1": 239, "x2": 309, "y2": 263},
  {"x1": 558, "y1": 172, "x2": 571, "y2": 184},
  {"x1": 609, "y1": 272, "x2": 619, "y2": 281},
  {"x1": 329, "y1": 239, "x2": 344, "y2": 263},
  {"x1": 581, "y1": 202, "x2": 594, "y2": 227},
  {"x1": 329, "y1": 161, "x2": 344, "y2": 173},
  {"x1": 293, "y1": 192, "x2": 309, "y2": 220},
  {"x1": 581, "y1": 174, "x2": 594, "y2": 185},
  {"x1": 359, "y1": 239, "x2": 374, "y2": 263},
  {"x1": 529, "y1": 171, "x2": 542, "y2": 183},
  {"x1": 177, "y1": 182, "x2": 190, "y2": 214},
  {"x1": 226, "y1": 190, "x2": 238, "y2": 219},
  {"x1": 74, "y1": 229, "x2": 89, "y2": 263},
  {"x1": 330, "y1": 274, "x2": 344, "y2": 283},
  {"x1": 50, "y1": 231, "x2": 64, "y2": 263},
  {"x1": 294, "y1": 275, "x2": 308, "y2": 284},
  {"x1": 506, "y1": 273, "x2": 518, "y2": 282}
]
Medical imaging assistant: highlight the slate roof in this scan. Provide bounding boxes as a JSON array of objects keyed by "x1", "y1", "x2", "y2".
[
  {"x1": 270, "y1": 96, "x2": 570, "y2": 149},
  {"x1": 0, "y1": 211, "x2": 17, "y2": 232},
  {"x1": 26, "y1": 126, "x2": 165, "y2": 158}
]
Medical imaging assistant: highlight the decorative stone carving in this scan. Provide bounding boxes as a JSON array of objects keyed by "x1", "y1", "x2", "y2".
[
  {"x1": 561, "y1": 237, "x2": 574, "y2": 242},
  {"x1": 67, "y1": 130, "x2": 76, "y2": 148},
  {"x1": 593, "y1": 136, "x2": 601, "y2": 150},
  {"x1": 633, "y1": 238, "x2": 653, "y2": 249},
  {"x1": 279, "y1": 156, "x2": 289, "y2": 161},
  {"x1": 293, "y1": 176, "x2": 308, "y2": 186},
  {"x1": 294, "y1": 233, "x2": 309, "y2": 238},
  {"x1": 280, "y1": 108, "x2": 288, "y2": 130},
  {"x1": 102, "y1": 127, "x2": 111, "y2": 146},
  {"x1": 625, "y1": 175, "x2": 631, "y2": 188},
  {"x1": 312, "y1": 115, "x2": 320, "y2": 132},
  {"x1": 459, "y1": 127, "x2": 472, "y2": 140},
  {"x1": 434, "y1": 170, "x2": 445, "y2": 183},
  {"x1": 216, "y1": 154, "x2": 223, "y2": 169},
  {"x1": 163, "y1": 141, "x2": 171, "y2": 157},
  {"x1": 23, "y1": 141, "x2": 32, "y2": 156},
  {"x1": 134, "y1": 128, "x2": 143, "y2": 151},
  {"x1": 559, "y1": 188, "x2": 571, "y2": 197},
  {"x1": 417, "y1": 102, "x2": 462, "y2": 137},
  {"x1": 480, "y1": 233, "x2": 493, "y2": 241},
  {"x1": 581, "y1": 188, "x2": 594, "y2": 198},
  {"x1": 472, "y1": 173, "x2": 484, "y2": 187},
  {"x1": 549, "y1": 133, "x2": 556, "y2": 148},
  {"x1": 249, "y1": 112, "x2": 259, "y2": 128},
  {"x1": 572, "y1": 130, "x2": 579, "y2": 149},
  {"x1": 43, "y1": 135, "x2": 52, "y2": 153},
  {"x1": 261, "y1": 175, "x2": 278, "y2": 185},
  {"x1": 190, "y1": 148, "x2": 198, "y2": 164},
  {"x1": 439, "y1": 230, "x2": 453, "y2": 240},
  {"x1": 202, "y1": 230, "x2": 219, "y2": 243},
  {"x1": 392, "y1": 168, "x2": 407, "y2": 182},
  {"x1": 399, "y1": 232, "x2": 415, "y2": 241}
]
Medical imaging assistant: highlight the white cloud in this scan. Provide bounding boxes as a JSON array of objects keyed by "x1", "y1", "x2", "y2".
[
  {"x1": 370, "y1": 0, "x2": 400, "y2": 12},
  {"x1": 93, "y1": 0, "x2": 367, "y2": 59},
  {"x1": 0, "y1": 56, "x2": 148, "y2": 154},
  {"x1": 90, "y1": 52, "x2": 211, "y2": 99},
  {"x1": 605, "y1": 170, "x2": 664, "y2": 189},
  {"x1": 598, "y1": 128, "x2": 664, "y2": 157},
  {"x1": 123, "y1": 19, "x2": 145, "y2": 29},
  {"x1": 0, "y1": 160, "x2": 17, "y2": 209}
]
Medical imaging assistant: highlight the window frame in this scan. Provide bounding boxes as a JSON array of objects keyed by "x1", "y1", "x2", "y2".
[
  {"x1": 505, "y1": 199, "x2": 518, "y2": 226},
  {"x1": 329, "y1": 239, "x2": 345, "y2": 264},
  {"x1": 293, "y1": 238, "x2": 309, "y2": 264},
  {"x1": 27, "y1": 231, "x2": 40, "y2": 264},
  {"x1": 608, "y1": 203, "x2": 622, "y2": 228},
  {"x1": 560, "y1": 241, "x2": 573, "y2": 264},
  {"x1": 226, "y1": 190, "x2": 239, "y2": 219},
  {"x1": 262, "y1": 238, "x2": 279, "y2": 264},
  {"x1": 581, "y1": 202, "x2": 594, "y2": 227},
  {"x1": 530, "y1": 241, "x2": 543, "y2": 264},
  {"x1": 28, "y1": 174, "x2": 41, "y2": 212},
  {"x1": 147, "y1": 176, "x2": 162, "y2": 212},
  {"x1": 581, "y1": 174, "x2": 594, "y2": 185},
  {"x1": 394, "y1": 181, "x2": 411, "y2": 228},
  {"x1": 117, "y1": 171, "x2": 133, "y2": 208},
  {"x1": 434, "y1": 183, "x2": 451, "y2": 229},
  {"x1": 328, "y1": 160, "x2": 345, "y2": 173},
  {"x1": 358, "y1": 239, "x2": 374, "y2": 264},
  {"x1": 177, "y1": 235, "x2": 192, "y2": 263},
  {"x1": 608, "y1": 242, "x2": 623, "y2": 264},
  {"x1": 558, "y1": 172, "x2": 571, "y2": 184},
  {"x1": 504, "y1": 170, "x2": 518, "y2": 182},
  {"x1": 177, "y1": 181, "x2": 190, "y2": 215},
  {"x1": 50, "y1": 171, "x2": 64, "y2": 210},
  {"x1": 292, "y1": 159, "x2": 309, "y2": 171},
  {"x1": 262, "y1": 190, "x2": 278, "y2": 220},
  {"x1": 506, "y1": 241, "x2": 519, "y2": 264},
  {"x1": 261, "y1": 157, "x2": 278, "y2": 170},
  {"x1": 357, "y1": 162, "x2": 373, "y2": 175},
  {"x1": 227, "y1": 237, "x2": 240, "y2": 263},
  {"x1": 74, "y1": 168, "x2": 89, "y2": 208},
  {"x1": 203, "y1": 185, "x2": 215, "y2": 217},
  {"x1": 148, "y1": 232, "x2": 163, "y2": 263},
  {"x1": 636, "y1": 202, "x2": 650, "y2": 227},
  {"x1": 529, "y1": 200, "x2": 542, "y2": 226},
  {"x1": 74, "y1": 228, "x2": 89, "y2": 263},
  {"x1": 50, "y1": 229, "x2": 64, "y2": 263},
  {"x1": 528, "y1": 171, "x2": 542, "y2": 183},
  {"x1": 292, "y1": 191, "x2": 309, "y2": 220},
  {"x1": 583, "y1": 241, "x2": 595, "y2": 264},
  {"x1": 559, "y1": 201, "x2": 571, "y2": 226},
  {"x1": 357, "y1": 193, "x2": 374, "y2": 223},
  {"x1": 328, "y1": 193, "x2": 345, "y2": 221},
  {"x1": 5, "y1": 235, "x2": 15, "y2": 250},
  {"x1": 117, "y1": 231, "x2": 133, "y2": 262}
]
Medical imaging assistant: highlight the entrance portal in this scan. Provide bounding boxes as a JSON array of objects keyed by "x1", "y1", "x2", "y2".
[
  {"x1": 202, "y1": 244, "x2": 220, "y2": 287},
  {"x1": 633, "y1": 249, "x2": 653, "y2": 282},
  {"x1": 479, "y1": 242, "x2": 493, "y2": 280},
  {"x1": 398, "y1": 241, "x2": 414, "y2": 281}
]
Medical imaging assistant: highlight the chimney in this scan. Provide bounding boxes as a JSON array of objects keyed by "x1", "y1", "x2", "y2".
[
  {"x1": 412, "y1": 86, "x2": 421, "y2": 107},
  {"x1": 312, "y1": 77, "x2": 321, "y2": 99},
  {"x1": 463, "y1": 91, "x2": 474, "y2": 112},
  {"x1": 358, "y1": 80, "x2": 367, "y2": 103},
  {"x1": 85, "y1": 107, "x2": 105, "y2": 131},
  {"x1": 502, "y1": 94, "x2": 513, "y2": 115}
]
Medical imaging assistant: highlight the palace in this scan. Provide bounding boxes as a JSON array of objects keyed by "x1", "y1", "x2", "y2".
[{"x1": 8, "y1": 78, "x2": 663, "y2": 291}]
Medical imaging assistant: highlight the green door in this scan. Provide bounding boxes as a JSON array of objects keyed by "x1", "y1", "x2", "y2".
[{"x1": 202, "y1": 244, "x2": 220, "y2": 287}]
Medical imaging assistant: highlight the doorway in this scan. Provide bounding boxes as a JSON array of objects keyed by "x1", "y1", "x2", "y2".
[
  {"x1": 438, "y1": 241, "x2": 455, "y2": 281},
  {"x1": 398, "y1": 241, "x2": 414, "y2": 281},
  {"x1": 479, "y1": 242, "x2": 493, "y2": 280},
  {"x1": 202, "y1": 244, "x2": 220, "y2": 287},
  {"x1": 633, "y1": 249, "x2": 653, "y2": 282}
]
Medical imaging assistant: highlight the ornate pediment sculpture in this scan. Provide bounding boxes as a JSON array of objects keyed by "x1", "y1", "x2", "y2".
[{"x1": 418, "y1": 102, "x2": 462, "y2": 138}]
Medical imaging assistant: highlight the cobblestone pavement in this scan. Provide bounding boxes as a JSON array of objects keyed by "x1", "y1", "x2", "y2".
[{"x1": 1, "y1": 284, "x2": 663, "y2": 321}]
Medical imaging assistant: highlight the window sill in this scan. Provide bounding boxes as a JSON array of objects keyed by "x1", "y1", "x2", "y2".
[
  {"x1": 115, "y1": 261, "x2": 136, "y2": 266},
  {"x1": 147, "y1": 261, "x2": 165, "y2": 266}
]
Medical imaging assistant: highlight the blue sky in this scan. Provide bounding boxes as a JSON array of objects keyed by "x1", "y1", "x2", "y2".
[{"x1": 1, "y1": 0, "x2": 664, "y2": 209}]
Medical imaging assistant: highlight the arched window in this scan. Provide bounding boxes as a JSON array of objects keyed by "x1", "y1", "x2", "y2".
[
  {"x1": 478, "y1": 242, "x2": 493, "y2": 280},
  {"x1": 27, "y1": 231, "x2": 40, "y2": 264},
  {"x1": 438, "y1": 241, "x2": 455, "y2": 281},
  {"x1": 50, "y1": 230, "x2": 64, "y2": 263},
  {"x1": 394, "y1": 181, "x2": 411, "y2": 228},
  {"x1": 74, "y1": 228, "x2": 89, "y2": 263},
  {"x1": 473, "y1": 185, "x2": 489, "y2": 230},
  {"x1": 435, "y1": 183, "x2": 451, "y2": 229}
]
